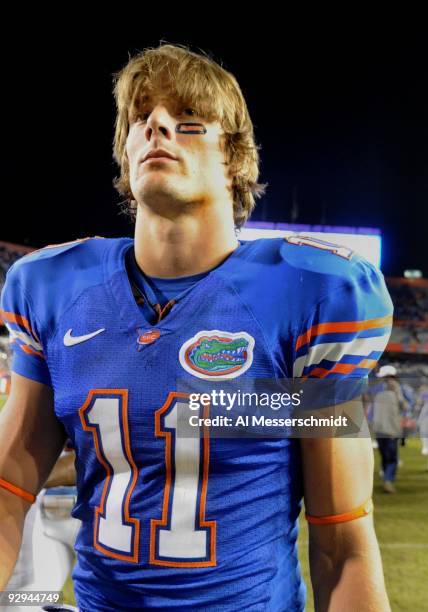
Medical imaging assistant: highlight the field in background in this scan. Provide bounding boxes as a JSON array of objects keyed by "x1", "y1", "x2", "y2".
[{"x1": 1, "y1": 395, "x2": 426, "y2": 610}]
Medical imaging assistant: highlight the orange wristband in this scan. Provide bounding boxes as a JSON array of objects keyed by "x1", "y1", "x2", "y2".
[
  {"x1": 0, "y1": 477, "x2": 36, "y2": 504},
  {"x1": 305, "y1": 498, "x2": 373, "y2": 525}
]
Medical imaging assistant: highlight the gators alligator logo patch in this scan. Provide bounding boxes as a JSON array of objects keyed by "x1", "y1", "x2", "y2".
[{"x1": 179, "y1": 330, "x2": 255, "y2": 379}]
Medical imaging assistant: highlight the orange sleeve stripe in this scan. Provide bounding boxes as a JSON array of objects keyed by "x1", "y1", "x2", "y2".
[
  {"x1": 0, "y1": 310, "x2": 41, "y2": 344},
  {"x1": 20, "y1": 344, "x2": 45, "y2": 360},
  {"x1": 0, "y1": 477, "x2": 36, "y2": 504},
  {"x1": 0, "y1": 309, "x2": 31, "y2": 334},
  {"x1": 305, "y1": 498, "x2": 373, "y2": 525},
  {"x1": 308, "y1": 358, "x2": 378, "y2": 379},
  {"x1": 296, "y1": 315, "x2": 393, "y2": 351}
]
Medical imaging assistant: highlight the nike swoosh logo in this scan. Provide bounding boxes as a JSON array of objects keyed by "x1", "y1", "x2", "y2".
[{"x1": 63, "y1": 328, "x2": 106, "y2": 347}]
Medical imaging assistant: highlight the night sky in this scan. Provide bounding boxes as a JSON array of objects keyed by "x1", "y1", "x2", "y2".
[{"x1": 3, "y1": 23, "x2": 427, "y2": 276}]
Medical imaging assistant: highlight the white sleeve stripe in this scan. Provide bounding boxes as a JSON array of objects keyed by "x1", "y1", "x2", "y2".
[
  {"x1": 293, "y1": 355, "x2": 307, "y2": 377},
  {"x1": 6, "y1": 326, "x2": 44, "y2": 352},
  {"x1": 306, "y1": 335, "x2": 390, "y2": 366},
  {"x1": 293, "y1": 334, "x2": 390, "y2": 378}
]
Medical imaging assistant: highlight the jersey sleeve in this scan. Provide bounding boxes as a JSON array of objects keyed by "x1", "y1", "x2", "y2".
[
  {"x1": 293, "y1": 261, "x2": 393, "y2": 380},
  {"x1": 0, "y1": 263, "x2": 52, "y2": 386}
]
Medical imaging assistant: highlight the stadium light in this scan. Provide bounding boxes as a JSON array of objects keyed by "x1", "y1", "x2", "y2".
[{"x1": 404, "y1": 270, "x2": 423, "y2": 279}]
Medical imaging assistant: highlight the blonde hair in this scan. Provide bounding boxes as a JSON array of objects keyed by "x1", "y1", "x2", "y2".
[{"x1": 113, "y1": 44, "x2": 266, "y2": 228}]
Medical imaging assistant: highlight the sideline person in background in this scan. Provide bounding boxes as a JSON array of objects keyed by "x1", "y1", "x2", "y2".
[
  {"x1": 416, "y1": 384, "x2": 428, "y2": 470},
  {"x1": 372, "y1": 365, "x2": 409, "y2": 493}
]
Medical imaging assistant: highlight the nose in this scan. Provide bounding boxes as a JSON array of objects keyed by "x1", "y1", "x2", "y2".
[{"x1": 144, "y1": 105, "x2": 174, "y2": 141}]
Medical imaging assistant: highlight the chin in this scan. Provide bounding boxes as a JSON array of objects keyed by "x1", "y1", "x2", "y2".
[{"x1": 136, "y1": 180, "x2": 193, "y2": 213}]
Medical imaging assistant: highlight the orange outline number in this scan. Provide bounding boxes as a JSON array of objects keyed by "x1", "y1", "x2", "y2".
[
  {"x1": 79, "y1": 390, "x2": 216, "y2": 566},
  {"x1": 150, "y1": 392, "x2": 216, "y2": 567},
  {"x1": 79, "y1": 389, "x2": 140, "y2": 563}
]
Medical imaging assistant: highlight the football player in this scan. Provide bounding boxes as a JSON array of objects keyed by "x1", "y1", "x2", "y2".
[{"x1": 0, "y1": 44, "x2": 392, "y2": 611}]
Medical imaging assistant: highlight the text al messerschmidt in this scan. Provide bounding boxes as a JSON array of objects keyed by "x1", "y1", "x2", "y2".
[{"x1": 189, "y1": 415, "x2": 349, "y2": 427}]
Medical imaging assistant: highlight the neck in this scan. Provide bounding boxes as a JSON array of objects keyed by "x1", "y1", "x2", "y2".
[{"x1": 133, "y1": 201, "x2": 239, "y2": 278}]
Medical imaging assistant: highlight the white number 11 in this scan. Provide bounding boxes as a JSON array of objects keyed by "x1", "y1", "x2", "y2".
[{"x1": 79, "y1": 390, "x2": 216, "y2": 567}]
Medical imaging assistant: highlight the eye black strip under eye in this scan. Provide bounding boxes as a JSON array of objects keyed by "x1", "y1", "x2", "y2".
[{"x1": 176, "y1": 122, "x2": 207, "y2": 135}]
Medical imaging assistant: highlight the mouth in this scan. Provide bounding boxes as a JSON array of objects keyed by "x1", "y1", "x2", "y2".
[
  {"x1": 142, "y1": 156, "x2": 178, "y2": 164},
  {"x1": 141, "y1": 149, "x2": 179, "y2": 164}
]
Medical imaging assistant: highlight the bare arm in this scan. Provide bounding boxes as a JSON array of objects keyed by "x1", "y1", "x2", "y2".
[
  {"x1": 301, "y1": 413, "x2": 390, "y2": 612},
  {"x1": 0, "y1": 372, "x2": 66, "y2": 588}
]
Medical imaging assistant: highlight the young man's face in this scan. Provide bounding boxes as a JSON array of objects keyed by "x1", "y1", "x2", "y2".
[{"x1": 126, "y1": 94, "x2": 232, "y2": 214}]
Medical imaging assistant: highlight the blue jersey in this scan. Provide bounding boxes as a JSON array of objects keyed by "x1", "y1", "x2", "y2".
[{"x1": 1, "y1": 236, "x2": 393, "y2": 611}]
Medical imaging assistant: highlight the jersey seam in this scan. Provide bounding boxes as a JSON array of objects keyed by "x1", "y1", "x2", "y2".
[
  {"x1": 102, "y1": 240, "x2": 136, "y2": 331},
  {"x1": 213, "y1": 275, "x2": 279, "y2": 378}
]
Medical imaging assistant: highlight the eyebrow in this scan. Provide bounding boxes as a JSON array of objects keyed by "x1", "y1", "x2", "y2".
[{"x1": 130, "y1": 91, "x2": 217, "y2": 124}]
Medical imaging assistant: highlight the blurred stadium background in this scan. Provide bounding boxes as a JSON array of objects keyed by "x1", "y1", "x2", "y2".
[{"x1": 1, "y1": 225, "x2": 427, "y2": 611}]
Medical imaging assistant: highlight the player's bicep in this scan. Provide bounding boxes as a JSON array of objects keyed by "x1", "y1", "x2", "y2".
[
  {"x1": 0, "y1": 372, "x2": 66, "y2": 498},
  {"x1": 300, "y1": 425, "x2": 374, "y2": 517},
  {"x1": 301, "y1": 428, "x2": 377, "y2": 565}
]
